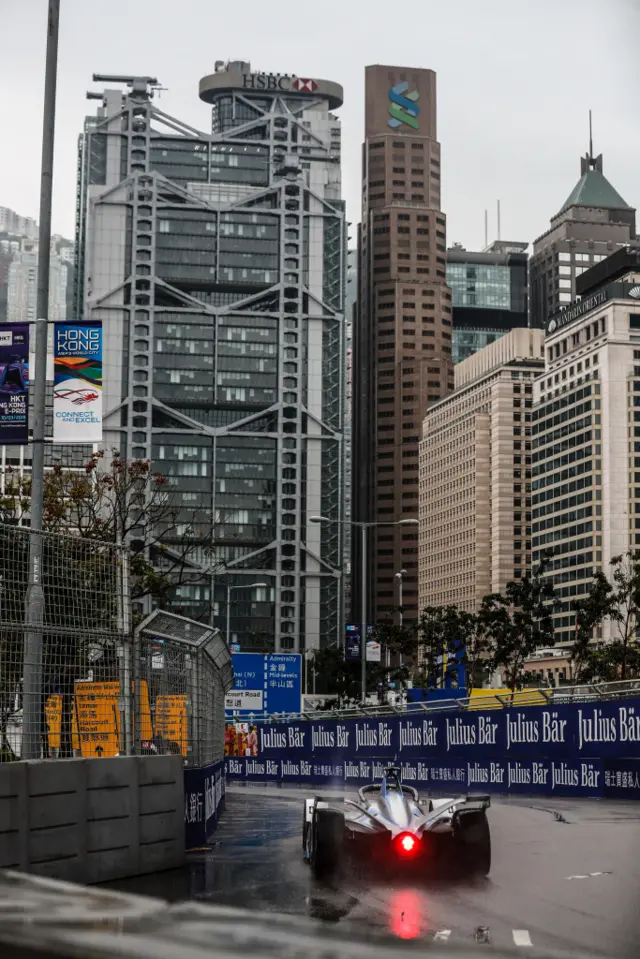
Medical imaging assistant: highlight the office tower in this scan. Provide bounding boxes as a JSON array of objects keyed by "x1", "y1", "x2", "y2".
[
  {"x1": 352, "y1": 65, "x2": 453, "y2": 627},
  {"x1": 532, "y1": 245, "x2": 640, "y2": 646},
  {"x1": 0, "y1": 240, "x2": 20, "y2": 323},
  {"x1": 75, "y1": 64, "x2": 347, "y2": 653},
  {"x1": 419, "y1": 329, "x2": 544, "y2": 612},
  {"x1": 530, "y1": 148, "x2": 635, "y2": 329},
  {"x1": 7, "y1": 238, "x2": 68, "y2": 324},
  {"x1": 0, "y1": 206, "x2": 38, "y2": 238},
  {"x1": 446, "y1": 240, "x2": 529, "y2": 364}
]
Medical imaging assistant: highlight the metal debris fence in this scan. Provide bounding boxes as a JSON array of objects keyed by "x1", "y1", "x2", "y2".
[{"x1": 0, "y1": 523, "x2": 231, "y2": 765}]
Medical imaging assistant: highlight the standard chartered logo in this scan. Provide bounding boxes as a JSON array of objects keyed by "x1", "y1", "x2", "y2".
[{"x1": 388, "y1": 81, "x2": 420, "y2": 129}]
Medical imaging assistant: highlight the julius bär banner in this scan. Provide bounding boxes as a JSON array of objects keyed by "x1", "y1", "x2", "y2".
[
  {"x1": 225, "y1": 698, "x2": 640, "y2": 800},
  {"x1": 53, "y1": 322, "x2": 102, "y2": 443},
  {"x1": 0, "y1": 324, "x2": 29, "y2": 445}
]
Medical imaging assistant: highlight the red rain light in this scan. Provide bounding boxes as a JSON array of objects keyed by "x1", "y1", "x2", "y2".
[{"x1": 396, "y1": 832, "x2": 418, "y2": 855}]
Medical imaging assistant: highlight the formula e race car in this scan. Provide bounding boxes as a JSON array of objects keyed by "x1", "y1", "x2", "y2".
[{"x1": 302, "y1": 766, "x2": 491, "y2": 881}]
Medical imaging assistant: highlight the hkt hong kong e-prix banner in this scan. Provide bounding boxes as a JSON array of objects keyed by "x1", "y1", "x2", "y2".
[
  {"x1": 53, "y1": 322, "x2": 102, "y2": 443},
  {"x1": 0, "y1": 324, "x2": 29, "y2": 445}
]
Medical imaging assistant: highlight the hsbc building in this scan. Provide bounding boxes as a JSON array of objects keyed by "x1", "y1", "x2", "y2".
[
  {"x1": 199, "y1": 62, "x2": 343, "y2": 109},
  {"x1": 77, "y1": 61, "x2": 346, "y2": 655}
]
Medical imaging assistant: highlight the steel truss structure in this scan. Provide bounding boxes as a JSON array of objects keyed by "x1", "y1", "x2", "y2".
[{"x1": 75, "y1": 69, "x2": 347, "y2": 652}]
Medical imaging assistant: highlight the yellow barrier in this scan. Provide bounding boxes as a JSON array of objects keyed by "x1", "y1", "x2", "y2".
[
  {"x1": 45, "y1": 680, "x2": 153, "y2": 757},
  {"x1": 155, "y1": 694, "x2": 188, "y2": 757},
  {"x1": 469, "y1": 687, "x2": 548, "y2": 709}
]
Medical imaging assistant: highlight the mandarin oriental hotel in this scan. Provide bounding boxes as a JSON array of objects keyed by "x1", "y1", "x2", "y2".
[
  {"x1": 531, "y1": 249, "x2": 640, "y2": 646},
  {"x1": 74, "y1": 63, "x2": 347, "y2": 652}
]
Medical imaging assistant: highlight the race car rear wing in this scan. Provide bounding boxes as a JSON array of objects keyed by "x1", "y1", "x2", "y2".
[
  {"x1": 420, "y1": 793, "x2": 490, "y2": 828},
  {"x1": 464, "y1": 794, "x2": 491, "y2": 807}
]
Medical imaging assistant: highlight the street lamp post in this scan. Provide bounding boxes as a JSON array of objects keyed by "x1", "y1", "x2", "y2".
[
  {"x1": 23, "y1": 0, "x2": 60, "y2": 761},
  {"x1": 394, "y1": 569, "x2": 408, "y2": 671},
  {"x1": 310, "y1": 516, "x2": 418, "y2": 704},
  {"x1": 225, "y1": 582, "x2": 267, "y2": 647},
  {"x1": 395, "y1": 569, "x2": 407, "y2": 629}
]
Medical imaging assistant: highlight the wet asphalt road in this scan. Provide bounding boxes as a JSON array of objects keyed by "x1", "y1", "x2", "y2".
[{"x1": 111, "y1": 785, "x2": 640, "y2": 956}]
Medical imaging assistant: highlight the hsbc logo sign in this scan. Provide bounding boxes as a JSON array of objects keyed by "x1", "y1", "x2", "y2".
[
  {"x1": 242, "y1": 73, "x2": 318, "y2": 94},
  {"x1": 293, "y1": 78, "x2": 318, "y2": 93}
]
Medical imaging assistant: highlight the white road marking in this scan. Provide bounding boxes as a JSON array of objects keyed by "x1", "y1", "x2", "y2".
[
  {"x1": 566, "y1": 871, "x2": 612, "y2": 880},
  {"x1": 433, "y1": 929, "x2": 451, "y2": 942},
  {"x1": 513, "y1": 930, "x2": 533, "y2": 947}
]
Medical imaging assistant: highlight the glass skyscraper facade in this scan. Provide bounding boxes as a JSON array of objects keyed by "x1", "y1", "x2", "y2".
[
  {"x1": 74, "y1": 65, "x2": 347, "y2": 653},
  {"x1": 446, "y1": 241, "x2": 529, "y2": 365},
  {"x1": 447, "y1": 262, "x2": 511, "y2": 310}
]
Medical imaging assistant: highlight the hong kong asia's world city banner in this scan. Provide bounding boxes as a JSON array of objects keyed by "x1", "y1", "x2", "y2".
[{"x1": 53, "y1": 322, "x2": 103, "y2": 443}]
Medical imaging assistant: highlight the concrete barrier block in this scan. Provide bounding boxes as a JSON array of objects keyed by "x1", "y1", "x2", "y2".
[
  {"x1": 139, "y1": 811, "x2": 179, "y2": 845},
  {"x1": 138, "y1": 755, "x2": 183, "y2": 786},
  {"x1": 28, "y1": 824, "x2": 81, "y2": 866},
  {"x1": 30, "y1": 854, "x2": 83, "y2": 884},
  {"x1": 85, "y1": 847, "x2": 136, "y2": 885},
  {"x1": 87, "y1": 785, "x2": 132, "y2": 820},
  {"x1": 0, "y1": 762, "x2": 27, "y2": 798},
  {"x1": 87, "y1": 816, "x2": 136, "y2": 854},
  {"x1": 87, "y1": 756, "x2": 136, "y2": 790},
  {"x1": 0, "y1": 831, "x2": 22, "y2": 869},
  {"x1": 27, "y1": 759, "x2": 83, "y2": 797},
  {"x1": 0, "y1": 756, "x2": 185, "y2": 884},
  {"x1": 138, "y1": 838, "x2": 183, "y2": 874},
  {"x1": 0, "y1": 762, "x2": 28, "y2": 871},
  {"x1": 139, "y1": 783, "x2": 181, "y2": 816},
  {"x1": 28, "y1": 793, "x2": 82, "y2": 831}
]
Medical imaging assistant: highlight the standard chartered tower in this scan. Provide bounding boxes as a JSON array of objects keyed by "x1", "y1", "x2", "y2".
[{"x1": 75, "y1": 63, "x2": 347, "y2": 653}]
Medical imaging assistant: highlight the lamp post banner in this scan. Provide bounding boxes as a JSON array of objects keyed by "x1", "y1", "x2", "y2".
[
  {"x1": 53, "y1": 322, "x2": 103, "y2": 443},
  {"x1": 0, "y1": 324, "x2": 29, "y2": 445}
]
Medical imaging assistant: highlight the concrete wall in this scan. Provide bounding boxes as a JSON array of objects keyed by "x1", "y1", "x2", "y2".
[{"x1": 0, "y1": 755, "x2": 185, "y2": 885}]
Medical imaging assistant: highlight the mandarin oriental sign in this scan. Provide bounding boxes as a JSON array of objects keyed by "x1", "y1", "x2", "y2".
[
  {"x1": 546, "y1": 288, "x2": 609, "y2": 334},
  {"x1": 242, "y1": 73, "x2": 318, "y2": 93}
]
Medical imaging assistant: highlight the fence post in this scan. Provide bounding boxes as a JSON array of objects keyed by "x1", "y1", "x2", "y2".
[
  {"x1": 133, "y1": 630, "x2": 141, "y2": 754},
  {"x1": 191, "y1": 651, "x2": 201, "y2": 767},
  {"x1": 117, "y1": 546, "x2": 133, "y2": 755}
]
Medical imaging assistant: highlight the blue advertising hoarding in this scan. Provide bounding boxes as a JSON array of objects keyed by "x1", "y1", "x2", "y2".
[
  {"x1": 184, "y1": 759, "x2": 225, "y2": 849},
  {"x1": 225, "y1": 653, "x2": 302, "y2": 718},
  {"x1": 225, "y1": 698, "x2": 640, "y2": 800},
  {"x1": 0, "y1": 324, "x2": 29, "y2": 445}
]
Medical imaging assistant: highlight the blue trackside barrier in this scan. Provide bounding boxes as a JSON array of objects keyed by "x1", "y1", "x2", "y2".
[
  {"x1": 184, "y1": 759, "x2": 226, "y2": 849},
  {"x1": 225, "y1": 697, "x2": 640, "y2": 800}
]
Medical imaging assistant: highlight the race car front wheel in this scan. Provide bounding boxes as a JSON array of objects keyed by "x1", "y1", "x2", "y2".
[
  {"x1": 311, "y1": 808, "x2": 344, "y2": 882},
  {"x1": 453, "y1": 810, "x2": 491, "y2": 877}
]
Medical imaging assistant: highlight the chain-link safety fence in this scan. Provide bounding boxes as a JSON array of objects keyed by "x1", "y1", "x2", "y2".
[
  {"x1": 134, "y1": 610, "x2": 232, "y2": 766},
  {"x1": 0, "y1": 523, "x2": 232, "y2": 766}
]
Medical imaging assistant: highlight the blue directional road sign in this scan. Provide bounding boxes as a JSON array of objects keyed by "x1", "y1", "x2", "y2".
[{"x1": 225, "y1": 653, "x2": 302, "y2": 718}]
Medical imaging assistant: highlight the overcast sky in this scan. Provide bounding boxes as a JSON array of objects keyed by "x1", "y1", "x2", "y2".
[{"x1": 2, "y1": 0, "x2": 639, "y2": 250}]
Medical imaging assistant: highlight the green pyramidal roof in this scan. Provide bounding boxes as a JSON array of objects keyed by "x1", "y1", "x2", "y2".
[{"x1": 560, "y1": 167, "x2": 631, "y2": 213}]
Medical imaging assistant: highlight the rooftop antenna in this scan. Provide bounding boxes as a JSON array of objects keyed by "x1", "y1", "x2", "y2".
[
  {"x1": 497, "y1": 199, "x2": 501, "y2": 241},
  {"x1": 589, "y1": 109, "x2": 593, "y2": 160},
  {"x1": 484, "y1": 209, "x2": 488, "y2": 248}
]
